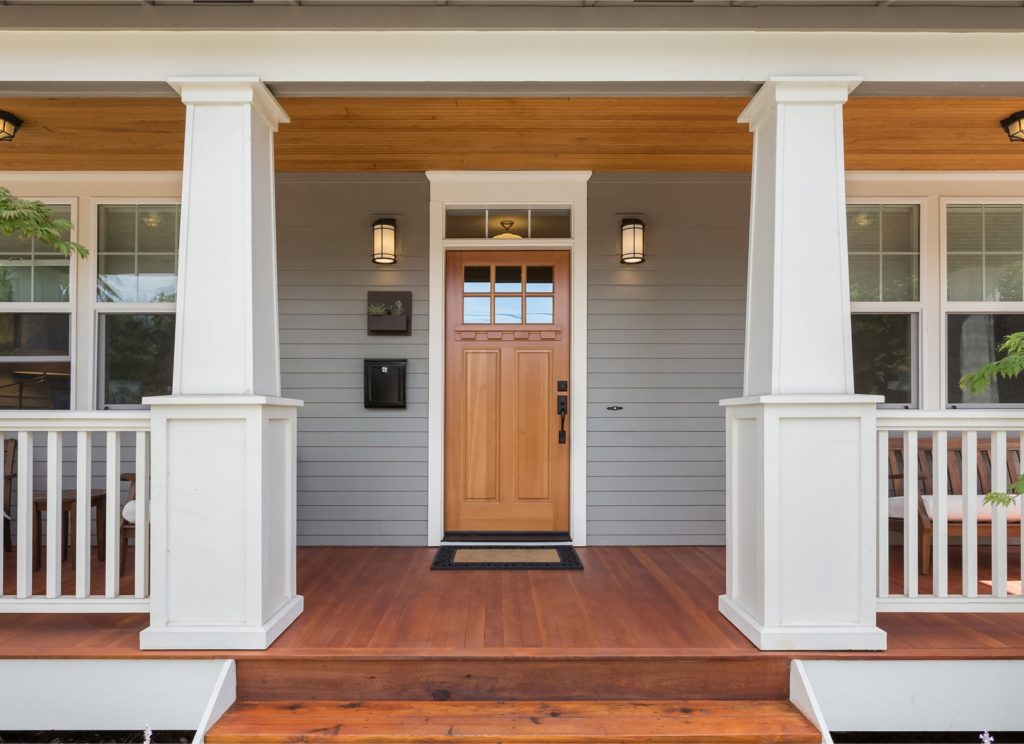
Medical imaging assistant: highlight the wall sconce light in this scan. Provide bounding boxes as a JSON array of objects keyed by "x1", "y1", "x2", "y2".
[
  {"x1": 0, "y1": 111, "x2": 23, "y2": 142},
  {"x1": 1001, "y1": 111, "x2": 1024, "y2": 142},
  {"x1": 372, "y1": 218, "x2": 397, "y2": 265},
  {"x1": 620, "y1": 218, "x2": 645, "y2": 264}
]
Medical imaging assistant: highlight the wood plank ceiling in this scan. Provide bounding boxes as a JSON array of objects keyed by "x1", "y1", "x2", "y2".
[{"x1": 1, "y1": 96, "x2": 1023, "y2": 172}]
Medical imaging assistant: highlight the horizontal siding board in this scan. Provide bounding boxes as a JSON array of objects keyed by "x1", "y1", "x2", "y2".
[
  {"x1": 589, "y1": 535, "x2": 726, "y2": 546},
  {"x1": 589, "y1": 373, "x2": 744, "y2": 388},
  {"x1": 587, "y1": 446, "x2": 724, "y2": 462},
  {"x1": 298, "y1": 535, "x2": 425, "y2": 547},
  {"x1": 589, "y1": 491, "x2": 727, "y2": 506},
  {"x1": 586, "y1": 175, "x2": 748, "y2": 545},
  {"x1": 589, "y1": 358, "x2": 743, "y2": 374},
  {"x1": 588, "y1": 520, "x2": 726, "y2": 536},
  {"x1": 279, "y1": 174, "x2": 430, "y2": 545},
  {"x1": 588, "y1": 432, "x2": 725, "y2": 447}
]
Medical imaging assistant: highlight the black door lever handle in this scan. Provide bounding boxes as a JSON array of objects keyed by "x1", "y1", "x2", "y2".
[{"x1": 557, "y1": 395, "x2": 568, "y2": 444}]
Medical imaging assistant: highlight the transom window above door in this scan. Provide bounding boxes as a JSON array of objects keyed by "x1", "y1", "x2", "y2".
[
  {"x1": 446, "y1": 208, "x2": 571, "y2": 240},
  {"x1": 462, "y1": 264, "x2": 555, "y2": 325}
]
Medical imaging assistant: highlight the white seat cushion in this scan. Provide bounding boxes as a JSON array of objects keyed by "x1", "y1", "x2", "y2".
[
  {"x1": 889, "y1": 494, "x2": 1022, "y2": 522},
  {"x1": 122, "y1": 500, "x2": 136, "y2": 525}
]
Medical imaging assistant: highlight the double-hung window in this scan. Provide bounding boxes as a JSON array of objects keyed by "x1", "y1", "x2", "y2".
[
  {"x1": 0, "y1": 202, "x2": 74, "y2": 409},
  {"x1": 847, "y1": 203, "x2": 921, "y2": 408},
  {"x1": 944, "y1": 201, "x2": 1024, "y2": 407},
  {"x1": 95, "y1": 203, "x2": 179, "y2": 408}
]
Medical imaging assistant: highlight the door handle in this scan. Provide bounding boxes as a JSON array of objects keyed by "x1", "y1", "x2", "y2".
[{"x1": 557, "y1": 395, "x2": 568, "y2": 444}]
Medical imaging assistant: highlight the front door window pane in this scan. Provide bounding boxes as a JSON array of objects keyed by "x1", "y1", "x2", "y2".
[
  {"x1": 851, "y1": 314, "x2": 915, "y2": 406},
  {"x1": 494, "y1": 266, "x2": 522, "y2": 293},
  {"x1": 463, "y1": 266, "x2": 490, "y2": 293},
  {"x1": 102, "y1": 314, "x2": 175, "y2": 407},
  {"x1": 947, "y1": 313, "x2": 1024, "y2": 406},
  {"x1": 463, "y1": 297, "x2": 491, "y2": 324},
  {"x1": 526, "y1": 266, "x2": 554, "y2": 292},
  {"x1": 494, "y1": 296, "x2": 522, "y2": 324},
  {"x1": 526, "y1": 296, "x2": 553, "y2": 324}
]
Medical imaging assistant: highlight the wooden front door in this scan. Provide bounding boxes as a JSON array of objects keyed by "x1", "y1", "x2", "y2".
[{"x1": 445, "y1": 250, "x2": 571, "y2": 535}]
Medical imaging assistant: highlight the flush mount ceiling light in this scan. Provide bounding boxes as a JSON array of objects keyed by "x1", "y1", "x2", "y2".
[
  {"x1": 372, "y1": 218, "x2": 397, "y2": 265},
  {"x1": 0, "y1": 111, "x2": 23, "y2": 142},
  {"x1": 620, "y1": 218, "x2": 645, "y2": 264},
  {"x1": 141, "y1": 212, "x2": 163, "y2": 229},
  {"x1": 492, "y1": 220, "x2": 523, "y2": 240},
  {"x1": 1001, "y1": 111, "x2": 1024, "y2": 142}
]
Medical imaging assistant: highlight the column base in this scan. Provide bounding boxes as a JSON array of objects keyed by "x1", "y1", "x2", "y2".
[
  {"x1": 719, "y1": 595, "x2": 886, "y2": 651},
  {"x1": 140, "y1": 595, "x2": 304, "y2": 651}
]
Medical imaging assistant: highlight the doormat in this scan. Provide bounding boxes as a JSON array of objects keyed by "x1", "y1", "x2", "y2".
[{"x1": 431, "y1": 545, "x2": 583, "y2": 571}]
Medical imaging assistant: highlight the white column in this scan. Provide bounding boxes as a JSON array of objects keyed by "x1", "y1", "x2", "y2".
[
  {"x1": 140, "y1": 77, "x2": 303, "y2": 650},
  {"x1": 718, "y1": 76, "x2": 887, "y2": 651}
]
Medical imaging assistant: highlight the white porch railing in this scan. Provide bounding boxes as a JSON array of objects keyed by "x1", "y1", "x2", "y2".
[
  {"x1": 877, "y1": 410, "x2": 1024, "y2": 612},
  {"x1": 0, "y1": 412, "x2": 150, "y2": 613}
]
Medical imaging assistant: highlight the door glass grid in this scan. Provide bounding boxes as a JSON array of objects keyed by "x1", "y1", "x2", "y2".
[{"x1": 462, "y1": 264, "x2": 555, "y2": 325}]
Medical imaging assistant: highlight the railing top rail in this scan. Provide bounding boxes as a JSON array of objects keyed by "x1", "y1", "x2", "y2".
[
  {"x1": 0, "y1": 410, "x2": 151, "y2": 432},
  {"x1": 877, "y1": 409, "x2": 1024, "y2": 432}
]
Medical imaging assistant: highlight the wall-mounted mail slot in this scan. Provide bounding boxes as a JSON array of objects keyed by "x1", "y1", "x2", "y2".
[{"x1": 364, "y1": 359, "x2": 407, "y2": 409}]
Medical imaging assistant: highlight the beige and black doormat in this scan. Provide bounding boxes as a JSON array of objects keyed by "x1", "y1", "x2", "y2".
[{"x1": 431, "y1": 545, "x2": 582, "y2": 570}]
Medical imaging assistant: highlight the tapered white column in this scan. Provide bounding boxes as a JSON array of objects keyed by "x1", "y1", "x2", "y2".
[
  {"x1": 719, "y1": 77, "x2": 887, "y2": 651},
  {"x1": 141, "y1": 77, "x2": 303, "y2": 650}
]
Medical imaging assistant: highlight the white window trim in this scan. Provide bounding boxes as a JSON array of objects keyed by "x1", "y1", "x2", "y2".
[
  {"x1": 426, "y1": 171, "x2": 590, "y2": 547},
  {"x1": 939, "y1": 195, "x2": 1024, "y2": 409},
  {"x1": 0, "y1": 173, "x2": 182, "y2": 412},
  {"x1": 0, "y1": 196, "x2": 78, "y2": 409},
  {"x1": 847, "y1": 173, "x2": 1024, "y2": 410},
  {"x1": 848, "y1": 196, "x2": 928, "y2": 410},
  {"x1": 90, "y1": 196, "x2": 180, "y2": 410}
]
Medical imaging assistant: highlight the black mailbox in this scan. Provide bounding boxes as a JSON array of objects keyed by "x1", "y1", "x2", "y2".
[{"x1": 364, "y1": 359, "x2": 407, "y2": 408}]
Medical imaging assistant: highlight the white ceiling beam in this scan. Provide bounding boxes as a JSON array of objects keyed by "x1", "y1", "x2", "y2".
[{"x1": 2, "y1": 29, "x2": 1024, "y2": 84}]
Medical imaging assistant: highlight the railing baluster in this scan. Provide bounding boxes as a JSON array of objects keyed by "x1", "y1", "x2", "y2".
[
  {"x1": 904, "y1": 430, "x2": 918, "y2": 597},
  {"x1": 877, "y1": 430, "x2": 889, "y2": 599},
  {"x1": 15, "y1": 432, "x2": 33, "y2": 598},
  {"x1": 963, "y1": 431, "x2": 979, "y2": 598},
  {"x1": 45, "y1": 431, "x2": 62, "y2": 599},
  {"x1": 992, "y1": 430, "x2": 1009, "y2": 599},
  {"x1": 75, "y1": 431, "x2": 91, "y2": 599},
  {"x1": 932, "y1": 429, "x2": 948, "y2": 598},
  {"x1": 105, "y1": 431, "x2": 121, "y2": 599},
  {"x1": 134, "y1": 431, "x2": 149, "y2": 598}
]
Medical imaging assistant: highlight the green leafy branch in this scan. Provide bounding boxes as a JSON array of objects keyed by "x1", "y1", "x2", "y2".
[
  {"x1": 0, "y1": 186, "x2": 88, "y2": 258},
  {"x1": 959, "y1": 331, "x2": 1024, "y2": 507}
]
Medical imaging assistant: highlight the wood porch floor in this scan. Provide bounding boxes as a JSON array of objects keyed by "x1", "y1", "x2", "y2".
[{"x1": 0, "y1": 545, "x2": 1022, "y2": 660}]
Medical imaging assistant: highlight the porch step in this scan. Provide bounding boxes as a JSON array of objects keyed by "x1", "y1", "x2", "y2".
[{"x1": 205, "y1": 699, "x2": 821, "y2": 743}]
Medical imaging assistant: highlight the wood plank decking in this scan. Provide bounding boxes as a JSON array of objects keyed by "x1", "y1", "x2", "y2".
[
  {"x1": 1, "y1": 545, "x2": 1020, "y2": 742},
  {"x1": 0, "y1": 545, "x2": 1022, "y2": 659}
]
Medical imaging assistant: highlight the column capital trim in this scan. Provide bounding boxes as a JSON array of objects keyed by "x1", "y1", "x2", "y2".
[
  {"x1": 738, "y1": 75, "x2": 862, "y2": 130},
  {"x1": 168, "y1": 76, "x2": 290, "y2": 130}
]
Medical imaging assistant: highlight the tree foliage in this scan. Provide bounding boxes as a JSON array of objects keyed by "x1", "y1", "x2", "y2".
[
  {"x1": 959, "y1": 332, "x2": 1024, "y2": 507},
  {"x1": 0, "y1": 186, "x2": 88, "y2": 258}
]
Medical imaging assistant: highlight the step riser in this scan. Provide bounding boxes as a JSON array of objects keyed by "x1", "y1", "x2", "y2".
[{"x1": 236, "y1": 657, "x2": 791, "y2": 702}]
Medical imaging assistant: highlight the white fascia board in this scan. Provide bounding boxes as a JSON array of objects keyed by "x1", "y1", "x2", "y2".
[{"x1": 3, "y1": 30, "x2": 1024, "y2": 84}]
